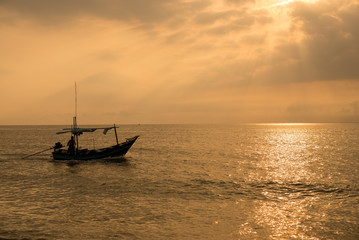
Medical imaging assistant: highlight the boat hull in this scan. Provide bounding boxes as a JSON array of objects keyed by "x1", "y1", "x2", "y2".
[{"x1": 52, "y1": 135, "x2": 139, "y2": 160}]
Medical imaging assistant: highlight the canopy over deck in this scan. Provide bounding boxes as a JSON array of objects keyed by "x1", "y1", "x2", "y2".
[{"x1": 56, "y1": 126, "x2": 116, "y2": 135}]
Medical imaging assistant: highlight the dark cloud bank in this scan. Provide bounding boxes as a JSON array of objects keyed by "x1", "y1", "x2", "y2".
[
  {"x1": 276, "y1": 0, "x2": 359, "y2": 82},
  {"x1": 0, "y1": 0, "x2": 209, "y2": 24}
]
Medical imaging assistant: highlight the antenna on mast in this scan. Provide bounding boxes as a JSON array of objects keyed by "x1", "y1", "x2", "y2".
[
  {"x1": 73, "y1": 82, "x2": 78, "y2": 130},
  {"x1": 75, "y1": 82, "x2": 77, "y2": 118}
]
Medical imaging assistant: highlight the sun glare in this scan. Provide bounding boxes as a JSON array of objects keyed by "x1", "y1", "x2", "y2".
[
  {"x1": 274, "y1": 0, "x2": 295, "y2": 6},
  {"x1": 273, "y1": 0, "x2": 317, "y2": 7},
  {"x1": 256, "y1": 0, "x2": 318, "y2": 10}
]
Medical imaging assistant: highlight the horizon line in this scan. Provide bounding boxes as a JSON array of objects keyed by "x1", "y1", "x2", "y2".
[{"x1": 0, "y1": 122, "x2": 358, "y2": 126}]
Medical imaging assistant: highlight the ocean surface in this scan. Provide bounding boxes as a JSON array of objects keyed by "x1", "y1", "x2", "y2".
[{"x1": 0, "y1": 124, "x2": 358, "y2": 240}]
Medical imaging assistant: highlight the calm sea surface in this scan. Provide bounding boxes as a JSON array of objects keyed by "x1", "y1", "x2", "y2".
[{"x1": 0, "y1": 124, "x2": 358, "y2": 239}]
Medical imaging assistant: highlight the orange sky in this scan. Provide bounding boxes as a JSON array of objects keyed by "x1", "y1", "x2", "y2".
[{"x1": 0, "y1": 0, "x2": 358, "y2": 124}]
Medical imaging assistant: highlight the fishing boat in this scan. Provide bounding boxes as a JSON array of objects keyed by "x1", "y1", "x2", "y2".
[
  {"x1": 51, "y1": 83, "x2": 139, "y2": 160},
  {"x1": 21, "y1": 83, "x2": 139, "y2": 161},
  {"x1": 52, "y1": 121, "x2": 139, "y2": 160}
]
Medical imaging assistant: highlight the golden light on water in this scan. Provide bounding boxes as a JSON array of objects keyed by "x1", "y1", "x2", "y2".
[
  {"x1": 260, "y1": 126, "x2": 315, "y2": 182},
  {"x1": 251, "y1": 125, "x2": 320, "y2": 238},
  {"x1": 256, "y1": 197, "x2": 320, "y2": 239},
  {"x1": 257, "y1": 123, "x2": 320, "y2": 126}
]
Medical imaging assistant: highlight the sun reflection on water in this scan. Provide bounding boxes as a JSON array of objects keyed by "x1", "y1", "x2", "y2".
[
  {"x1": 256, "y1": 123, "x2": 321, "y2": 126},
  {"x1": 256, "y1": 197, "x2": 320, "y2": 239},
  {"x1": 258, "y1": 126, "x2": 318, "y2": 182},
  {"x1": 251, "y1": 125, "x2": 322, "y2": 238}
]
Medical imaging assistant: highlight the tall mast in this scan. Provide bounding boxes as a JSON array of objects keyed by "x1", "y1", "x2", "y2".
[
  {"x1": 74, "y1": 82, "x2": 79, "y2": 153},
  {"x1": 74, "y1": 81, "x2": 77, "y2": 126},
  {"x1": 73, "y1": 82, "x2": 78, "y2": 129}
]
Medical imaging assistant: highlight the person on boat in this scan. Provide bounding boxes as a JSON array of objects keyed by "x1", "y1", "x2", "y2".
[{"x1": 67, "y1": 136, "x2": 76, "y2": 155}]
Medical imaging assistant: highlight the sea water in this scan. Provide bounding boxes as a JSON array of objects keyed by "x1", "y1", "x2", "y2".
[{"x1": 0, "y1": 124, "x2": 358, "y2": 239}]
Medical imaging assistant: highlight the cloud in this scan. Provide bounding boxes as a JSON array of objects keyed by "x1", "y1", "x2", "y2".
[
  {"x1": 1, "y1": 0, "x2": 359, "y2": 124},
  {"x1": 225, "y1": 0, "x2": 255, "y2": 6},
  {"x1": 285, "y1": 100, "x2": 359, "y2": 123},
  {"x1": 215, "y1": 0, "x2": 359, "y2": 86},
  {"x1": 194, "y1": 10, "x2": 237, "y2": 25},
  {"x1": 193, "y1": 7, "x2": 272, "y2": 36},
  {"x1": 291, "y1": 0, "x2": 359, "y2": 81},
  {"x1": 258, "y1": 0, "x2": 359, "y2": 83},
  {"x1": 0, "y1": 0, "x2": 210, "y2": 25},
  {"x1": 285, "y1": 103, "x2": 332, "y2": 122}
]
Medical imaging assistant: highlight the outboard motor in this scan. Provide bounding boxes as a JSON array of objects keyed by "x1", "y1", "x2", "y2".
[{"x1": 54, "y1": 142, "x2": 63, "y2": 149}]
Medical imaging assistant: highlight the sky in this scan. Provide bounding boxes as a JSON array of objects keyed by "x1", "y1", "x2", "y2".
[{"x1": 0, "y1": 0, "x2": 358, "y2": 124}]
